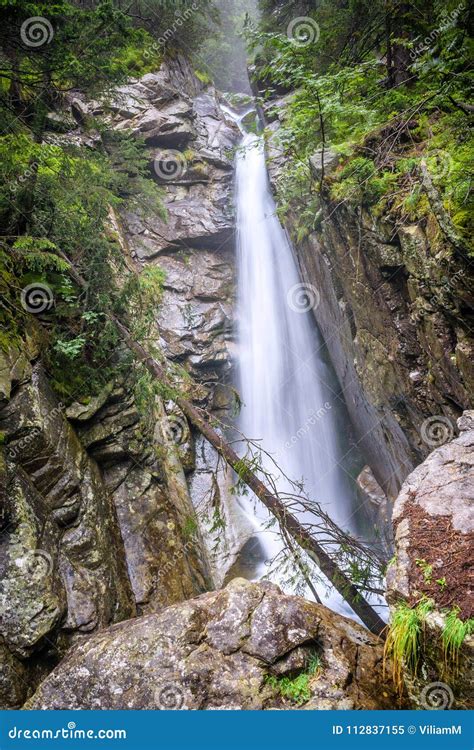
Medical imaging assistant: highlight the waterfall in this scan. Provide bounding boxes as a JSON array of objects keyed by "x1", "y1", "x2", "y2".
[{"x1": 233, "y1": 128, "x2": 360, "y2": 614}]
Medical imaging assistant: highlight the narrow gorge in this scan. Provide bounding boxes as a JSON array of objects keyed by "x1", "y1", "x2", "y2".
[{"x1": 0, "y1": 0, "x2": 472, "y2": 713}]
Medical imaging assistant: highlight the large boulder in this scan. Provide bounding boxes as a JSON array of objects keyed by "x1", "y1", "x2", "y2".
[
  {"x1": 26, "y1": 578, "x2": 397, "y2": 710},
  {"x1": 386, "y1": 411, "x2": 474, "y2": 708}
]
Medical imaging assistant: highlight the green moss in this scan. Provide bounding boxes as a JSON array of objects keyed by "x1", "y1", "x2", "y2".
[
  {"x1": 266, "y1": 673, "x2": 311, "y2": 705},
  {"x1": 182, "y1": 515, "x2": 198, "y2": 539},
  {"x1": 194, "y1": 69, "x2": 212, "y2": 85}
]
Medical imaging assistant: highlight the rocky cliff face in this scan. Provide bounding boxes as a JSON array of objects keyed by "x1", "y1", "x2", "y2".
[
  {"x1": 2, "y1": 49, "x2": 471, "y2": 712},
  {"x1": 264, "y1": 99, "x2": 473, "y2": 501},
  {"x1": 0, "y1": 57, "x2": 241, "y2": 708},
  {"x1": 0, "y1": 349, "x2": 134, "y2": 707},
  {"x1": 100, "y1": 59, "x2": 256, "y2": 585}
]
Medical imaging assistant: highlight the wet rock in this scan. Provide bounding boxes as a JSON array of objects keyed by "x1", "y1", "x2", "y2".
[
  {"x1": 0, "y1": 365, "x2": 136, "y2": 704},
  {"x1": 356, "y1": 465, "x2": 386, "y2": 508},
  {"x1": 387, "y1": 412, "x2": 473, "y2": 610},
  {"x1": 0, "y1": 346, "x2": 32, "y2": 402},
  {"x1": 0, "y1": 462, "x2": 64, "y2": 658},
  {"x1": 264, "y1": 98, "x2": 472, "y2": 500},
  {"x1": 189, "y1": 436, "x2": 258, "y2": 587},
  {"x1": 156, "y1": 247, "x2": 234, "y2": 380},
  {"x1": 26, "y1": 579, "x2": 397, "y2": 710},
  {"x1": 0, "y1": 58, "x2": 240, "y2": 706},
  {"x1": 0, "y1": 353, "x2": 214, "y2": 706},
  {"x1": 386, "y1": 412, "x2": 474, "y2": 707},
  {"x1": 0, "y1": 639, "x2": 28, "y2": 709},
  {"x1": 70, "y1": 98, "x2": 91, "y2": 127},
  {"x1": 71, "y1": 379, "x2": 213, "y2": 614},
  {"x1": 45, "y1": 111, "x2": 76, "y2": 133}
]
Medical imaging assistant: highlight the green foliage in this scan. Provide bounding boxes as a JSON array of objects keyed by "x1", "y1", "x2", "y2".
[
  {"x1": 53, "y1": 336, "x2": 86, "y2": 360},
  {"x1": 121, "y1": 0, "x2": 217, "y2": 54},
  {"x1": 182, "y1": 515, "x2": 198, "y2": 539},
  {"x1": 194, "y1": 69, "x2": 212, "y2": 85},
  {"x1": 384, "y1": 599, "x2": 474, "y2": 690},
  {"x1": 415, "y1": 558, "x2": 433, "y2": 584},
  {"x1": 266, "y1": 673, "x2": 311, "y2": 705},
  {"x1": 0, "y1": 1, "x2": 152, "y2": 129},
  {"x1": 331, "y1": 157, "x2": 398, "y2": 208},
  {"x1": 230, "y1": 453, "x2": 264, "y2": 497},
  {"x1": 248, "y1": 1, "x2": 472, "y2": 238},
  {"x1": 0, "y1": 2, "x2": 169, "y2": 403},
  {"x1": 133, "y1": 369, "x2": 158, "y2": 418},
  {"x1": 266, "y1": 651, "x2": 321, "y2": 705},
  {"x1": 115, "y1": 265, "x2": 166, "y2": 343},
  {"x1": 442, "y1": 608, "x2": 474, "y2": 671},
  {"x1": 384, "y1": 598, "x2": 433, "y2": 692}
]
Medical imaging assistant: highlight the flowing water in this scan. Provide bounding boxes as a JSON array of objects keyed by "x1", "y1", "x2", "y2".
[{"x1": 232, "y1": 122, "x2": 361, "y2": 614}]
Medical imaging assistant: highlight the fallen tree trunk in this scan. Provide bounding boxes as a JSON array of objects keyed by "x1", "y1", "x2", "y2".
[{"x1": 59, "y1": 252, "x2": 387, "y2": 637}]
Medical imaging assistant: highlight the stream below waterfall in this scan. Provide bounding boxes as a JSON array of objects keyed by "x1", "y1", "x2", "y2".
[{"x1": 226, "y1": 108, "x2": 385, "y2": 621}]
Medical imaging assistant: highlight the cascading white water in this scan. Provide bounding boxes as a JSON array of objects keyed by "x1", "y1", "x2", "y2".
[{"x1": 234, "y1": 128, "x2": 358, "y2": 613}]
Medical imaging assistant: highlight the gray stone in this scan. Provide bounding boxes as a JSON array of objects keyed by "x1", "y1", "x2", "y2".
[
  {"x1": 386, "y1": 416, "x2": 474, "y2": 707},
  {"x1": 26, "y1": 579, "x2": 397, "y2": 710},
  {"x1": 309, "y1": 149, "x2": 340, "y2": 180}
]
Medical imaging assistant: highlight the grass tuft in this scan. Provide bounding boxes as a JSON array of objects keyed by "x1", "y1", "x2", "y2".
[
  {"x1": 266, "y1": 651, "x2": 322, "y2": 705},
  {"x1": 442, "y1": 608, "x2": 474, "y2": 673},
  {"x1": 384, "y1": 598, "x2": 433, "y2": 693}
]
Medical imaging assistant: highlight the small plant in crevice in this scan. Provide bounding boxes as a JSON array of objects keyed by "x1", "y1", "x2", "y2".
[
  {"x1": 415, "y1": 558, "x2": 433, "y2": 584},
  {"x1": 385, "y1": 599, "x2": 473, "y2": 693},
  {"x1": 384, "y1": 598, "x2": 433, "y2": 694},
  {"x1": 442, "y1": 607, "x2": 474, "y2": 674},
  {"x1": 265, "y1": 650, "x2": 322, "y2": 705}
]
